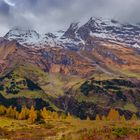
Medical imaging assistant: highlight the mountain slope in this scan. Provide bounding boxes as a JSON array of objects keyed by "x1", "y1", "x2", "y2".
[{"x1": 1, "y1": 17, "x2": 140, "y2": 119}]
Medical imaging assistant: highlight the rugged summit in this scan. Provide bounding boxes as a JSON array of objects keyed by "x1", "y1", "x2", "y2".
[
  {"x1": 5, "y1": 17, "x2": 140, "y2": 49},
  {"x1": 77, "y1": 17, "x2": 140, "y2": 47}
]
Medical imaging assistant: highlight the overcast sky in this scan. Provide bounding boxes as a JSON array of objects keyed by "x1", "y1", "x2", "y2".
[{"x1": 0, "y1": 0, "x2": 140, "y2": 36}]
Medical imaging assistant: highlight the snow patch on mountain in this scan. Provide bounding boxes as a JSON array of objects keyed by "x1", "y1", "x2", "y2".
[{"x1": 133, "y1": 43, "x2": 140, "y2": 48}]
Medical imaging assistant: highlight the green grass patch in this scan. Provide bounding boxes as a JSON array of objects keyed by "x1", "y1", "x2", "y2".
[{"x1": 124, "y1": 103, "x2": 138, "y2": 113}]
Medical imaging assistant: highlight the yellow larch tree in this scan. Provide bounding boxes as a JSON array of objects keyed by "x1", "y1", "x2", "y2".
[
  {"x1": 60, "y1": 113, "x2": 66, "y2": 120},
  {"x1": 102, "y1": 115, "x2": 107, "y2": 121},
  {"x1": 40, "y1": 107, "x2": 52, "y2": 120},
  {"x1": 52, "y1": 112, "x2": 59, "y2": 120},
  {"x1": 18, "y1": 107, "x2": 29, "y2": 120},
  {"x1": 131, "y1": 114, "x2": 137, "y2": 121},
  {"x1": 6, "y1": 106, "x2": 17, "y2": 119},
  {"x1": 120, "y1": 115, "x2": 126, "y2": 122},
  {"x1": 86, "y1": 116, "x2": 90, "y2": 121},
  {"x1": 66, "y1": 112, "x2": 73, "y2": 120},
  {"x1": 0, "y1": 105, "x2": 7, "y2": 115},
  {"x1": 95, "y1": 114, "x2": 101, "y2": 121},
  {"x1": 28, "y1": 106, "x2": 37, "y2": 123},
  {"x1": 107, "y1": 109, "x2": 120, "y2": 121}
]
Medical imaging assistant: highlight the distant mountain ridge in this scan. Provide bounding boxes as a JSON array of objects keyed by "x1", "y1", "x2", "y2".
[{"x1": 4, "y1": 17, "x2": 140, "y2": 49}]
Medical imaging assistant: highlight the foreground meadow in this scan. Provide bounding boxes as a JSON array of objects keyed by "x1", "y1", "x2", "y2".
[{"x1": 1, "y1": 116, "x2": 140, "y2": 140}]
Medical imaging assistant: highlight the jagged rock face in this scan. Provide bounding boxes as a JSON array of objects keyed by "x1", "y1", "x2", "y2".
[
  {"x1": 76, "y1": 17, "x2": 140, "y2": 47},
  {"x1": 62, "y1": 23, "x2": 79, "y2": 40}
]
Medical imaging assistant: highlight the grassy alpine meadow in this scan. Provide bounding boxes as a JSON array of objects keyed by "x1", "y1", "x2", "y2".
[{"x1": 0, "y1": 106, "x2": 140, "y2": 140}]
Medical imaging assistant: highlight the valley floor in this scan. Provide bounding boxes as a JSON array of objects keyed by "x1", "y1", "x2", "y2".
[{"x1": 1, "y1": 117, "x2": 140, "y2": 140}]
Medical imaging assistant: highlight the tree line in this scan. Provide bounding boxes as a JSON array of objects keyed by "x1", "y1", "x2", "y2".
[
  {"x1": 0, "y1": 105, "x2": 138, "y2": 123},
  {"x1": 95, "y1": 108, "x2": 137, "y2": 121},
  {"x1": 0, "y1": 105, "x2": 73, "y2": 123}
]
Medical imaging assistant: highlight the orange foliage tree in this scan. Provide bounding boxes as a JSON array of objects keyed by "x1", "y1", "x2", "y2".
[
  {"x1": 0, "y1": 105, "x2": 7, "y2": 115},
  {"x1": 107, "y1": 109, "x2": 120, "y2": 121},
  {"x1": 28, "y1": 106, "x2": 37, "y2": 123},
  {"x1": 18, "y1": 107, "x2": 29, "y2": 120},
  {"x1": 6, "y1": 106, "x2": 17, "y2": 119},
  {"x1": 131, "y1": 114, "x2": 137, "y2": 121},
  {"x1": 96, "y1": 114, "x2": 101, "y2": 121}
]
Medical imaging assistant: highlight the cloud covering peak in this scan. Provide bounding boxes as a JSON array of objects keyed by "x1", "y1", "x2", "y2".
[{"x1": 0, "y1": 0, "x2": 140, "y2": 36}]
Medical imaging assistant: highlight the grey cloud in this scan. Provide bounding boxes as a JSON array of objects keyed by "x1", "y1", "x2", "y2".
[
  {"x1": 0, "y1": 1, "x2": 10, "y2": 15},
  {"x1": 0, "y1": 0, "x2": 140, "y2": 36}
]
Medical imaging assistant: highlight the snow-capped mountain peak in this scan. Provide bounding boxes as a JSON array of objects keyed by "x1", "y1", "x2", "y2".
[
  {"x1": 5, "y1": 28, "x2": 41, "y2": 45},
  {"x1": 4, "y1": 17, "x2": 140, "y2": 49},
  {"x1": 76, "y1": 17, "x2": 140, "y2": 48},
  {"x1": 4, "y1": 28, "x2": 64, "y2": 48},
  {"x1": 5, "y1": 28, "x2": 40, "y2": 39}
]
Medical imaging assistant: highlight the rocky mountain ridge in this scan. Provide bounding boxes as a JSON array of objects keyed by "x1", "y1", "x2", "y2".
[{"x1": 4, "y1": 17, "x2": 140, "y2": 49}]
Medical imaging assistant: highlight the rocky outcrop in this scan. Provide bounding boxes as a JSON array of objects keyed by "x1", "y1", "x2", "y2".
[{"x1": 50, "y1": 64, "x2": 69, "y2": 74}]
